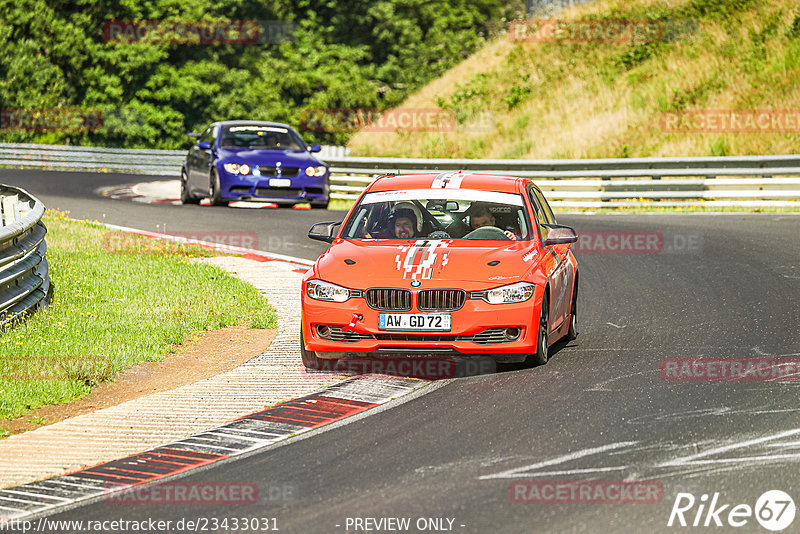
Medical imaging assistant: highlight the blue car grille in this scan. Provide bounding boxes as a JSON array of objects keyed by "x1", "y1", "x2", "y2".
[
  {"x1": 255, "y1": 188, "x2": 302, "y2": 198},
  {"x1": 258, "y1": 165, "x2": 300, "y2": 177}
]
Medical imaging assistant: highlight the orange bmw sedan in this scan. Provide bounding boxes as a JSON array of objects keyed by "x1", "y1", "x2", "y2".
[{"x1": 301, "y1": 171, "x2": 578, "y2": 371}]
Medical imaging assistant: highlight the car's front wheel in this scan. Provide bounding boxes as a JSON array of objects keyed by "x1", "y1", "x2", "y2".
[
  {"x1": 311, "y1": 198, "x2": 330, "y2": 209},
  {"x1": 180, "y1": 170, "x2": 200, "y2": 204},
  {"x1": 208, "y1": 169, "x2": 225, "y2": 206},
  {"x1": 300, "y1": 326, "x2": 339, "y2": 371},
  {"x1": 527, "y1": 292, "x2": 549, "y2": 366}
]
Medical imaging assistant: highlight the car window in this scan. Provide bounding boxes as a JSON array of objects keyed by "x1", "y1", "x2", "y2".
[
  {"x1": 533, "y1": 187, "x2": 557, "y2": 224},
  {"x1": 341, "y1": 189, "x2": 531, "y2": 241},
  {"x1": 219, "y1": 125, "x2": 304, "y2": 150},
  {"x1": 527, "y1": 186, "x2": 549, "y2": 242},
  {"x1": 200, "y1": 125, "x2": 216, "y2": 144}
]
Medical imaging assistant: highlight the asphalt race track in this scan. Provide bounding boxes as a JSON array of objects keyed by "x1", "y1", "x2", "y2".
[
  {"x1": 0, "y1": 169, "x2": 332, "y2": 261},
  {"x1": 6, "y1": 169, "x2": 800, "y2": 533}
]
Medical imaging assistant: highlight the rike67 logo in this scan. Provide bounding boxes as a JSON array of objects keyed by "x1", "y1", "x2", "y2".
[{"x1": 668, "y1": 490, "x2": 796, "y2": 531}]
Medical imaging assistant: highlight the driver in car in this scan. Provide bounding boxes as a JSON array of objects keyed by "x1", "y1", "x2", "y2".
[
  {"x1": 469, "y1": 203, "x2": 517, "y2": 240},
  {"x1": 389, "y1": 207, "x2": 418, "y2": 239},
  {"x1": 264, "y1": 134, "x2": 279, "y2": 148}
]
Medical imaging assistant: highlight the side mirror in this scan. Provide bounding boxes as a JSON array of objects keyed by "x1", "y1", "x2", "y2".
[
  {"x1": 308, "y1": 221, "x2": 342, "y2": 243},
  {"x1": 543, "y1": 224, "x2": 578, "y2": 246},
  {"x1": 309, "y1": 144, "x2": 322, "y2": 153},
  {"x1": 197, "y1": 141, "x2": 211, "y2": 150}
]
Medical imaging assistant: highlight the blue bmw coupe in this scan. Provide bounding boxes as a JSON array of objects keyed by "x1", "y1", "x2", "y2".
[{"x1": 181, "y1": 121, "x2": 330, "y2": 208}]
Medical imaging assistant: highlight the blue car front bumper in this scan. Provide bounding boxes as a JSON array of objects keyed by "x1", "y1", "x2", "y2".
[{"x1": 219, "y1": 170, "x2": 329, "y2": 204}]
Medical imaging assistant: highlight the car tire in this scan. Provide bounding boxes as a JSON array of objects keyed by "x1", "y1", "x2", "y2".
[
  {"x1": 527, "y1": 292, "x2": 549, "y2": 366},
  {"x1": 311, "y1": 198, "x2": 330, "y2": 209},
  {"x1": 209, "y1": 169, "x2": 225, "y2": 206},
  {"x1": 300, "y1": 326, "x2": 339, "y2": 371},
  {"x1": 566, "y1": 277, "x2": 578, "y2": 341},
  {"x1": 180, "y1": 170, "x2": 200, "y2": 204}
]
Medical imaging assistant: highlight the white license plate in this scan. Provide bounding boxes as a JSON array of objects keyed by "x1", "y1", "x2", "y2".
[
  {"x1": 269, "y1": 178, "x2": 291, "y2": 187},
  {"x1": 378, "y1": 313, "x2": 451, "y2": 331}
]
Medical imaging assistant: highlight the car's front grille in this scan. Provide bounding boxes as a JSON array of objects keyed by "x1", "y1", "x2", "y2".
[
  {"x1": 458, "y1": 327, "x2": 520, "y2": 344},
  {"x1": 317, "y1": 325, "x2": 374, "y2": 342},
  {"x1": 417, "y1": 289, "x2": 466, "y2": 311},
  {"x1": 374, "y1": 334, "x2": 458, "y2": 342},
  {"x1": 258, "y1": 166, "x2": 300, "y2": 177},
  {"x1": 255, "y1": 188, "x2": 302, "y2": 198},
  {"x1": 229, "y1": 186, "x2": 251, "y2": 194},
  {"x1": 366, "y1": 288, "x2": 412, "y2": 311}
]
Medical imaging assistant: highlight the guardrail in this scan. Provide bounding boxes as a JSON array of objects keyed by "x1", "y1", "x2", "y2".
[
  {"x1": 323, "y1": 154, "x2": 800, "y2": 207},
  {"x1": 0, "y1": 185, "x2": 51, "y2": 328},
  {"x1": 0, "y1": 142, "x2": 347, "y2": 175},
  {"x1": 1, "y1": 142, "x2": 799, "y2": 207}
]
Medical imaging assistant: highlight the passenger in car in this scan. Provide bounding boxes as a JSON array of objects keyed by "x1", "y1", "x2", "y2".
[{"x1": 389, "y1": 208, "x2": 418, "y2": 239}]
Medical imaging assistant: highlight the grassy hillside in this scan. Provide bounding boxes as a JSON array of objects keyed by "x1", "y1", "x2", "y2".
[{"x1": 348, "y1": 0, "x2": 800, "y2": 158}]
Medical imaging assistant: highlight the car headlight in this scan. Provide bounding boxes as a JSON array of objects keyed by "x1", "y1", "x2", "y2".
[
  {"x1": 471, "y1": 282, "x2": 534, "y2": 304},
  {"x1": 305, "y1": 166, "x2": 327, "y2": 177},
  {"x1": 306, "y1": 280, "x2": 358, "y2": 302},
  {"x1": 223, "y1": 163, "x2": 251, "y2": 175}
]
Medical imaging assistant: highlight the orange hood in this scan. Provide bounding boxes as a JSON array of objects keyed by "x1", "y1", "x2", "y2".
[{"x1": 315, "y1": 239, "x2": 543, "y2": 290}]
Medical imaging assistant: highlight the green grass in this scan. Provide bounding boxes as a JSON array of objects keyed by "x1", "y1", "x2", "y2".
[
  {"x1": 0, "y1": 210, "x2": 277, "y2": 421},
  {"x1": 328, "y1": 198, "x2": 358, "y2": 212},
  {"x1": 349, "y1": 0, "x2": 800, "y2": 160}
]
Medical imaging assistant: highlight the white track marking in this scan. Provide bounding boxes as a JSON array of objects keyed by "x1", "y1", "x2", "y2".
[
  {"x1": 658, "y1": 428, "x2": 800, "y2": 467},
  {"x1": 478, "y1": 441, "x2": 638, "y2": 479}
]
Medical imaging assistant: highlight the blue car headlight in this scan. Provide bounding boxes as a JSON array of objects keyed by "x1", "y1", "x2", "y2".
[
  {"x1": 305, "y1": 166, "x2": 327, "y2": 177},
  {"x1": 223, "y1": 163, "x2": 251, "y2": 175}
]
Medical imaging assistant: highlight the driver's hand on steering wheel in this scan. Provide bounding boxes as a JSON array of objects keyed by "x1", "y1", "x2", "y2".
[{"x1": 504, "y1": 230, "x2": 517, "y2": 240}]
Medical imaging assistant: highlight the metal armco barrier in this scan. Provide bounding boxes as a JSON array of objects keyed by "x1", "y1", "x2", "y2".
[
  {"x1": 323, "y1": 154, "x2": 800, "y2": 207},
  {"x1": 1, "y1": 143, "x2": 799, "y2": 207},
  {"x1": 0, "y1": 142, "x2": 347, "y2": 176},
  {"x1": 0, "y1": 185, "x2": 51, "y2": 327}
]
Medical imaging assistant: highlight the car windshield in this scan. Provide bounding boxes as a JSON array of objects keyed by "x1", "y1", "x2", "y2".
[
  {"x1": 219, "y1": 125, "x2": 305, "y2": 150},
  {"x1": 341, "y1": 189, "x2": 532, "y2": 241}
]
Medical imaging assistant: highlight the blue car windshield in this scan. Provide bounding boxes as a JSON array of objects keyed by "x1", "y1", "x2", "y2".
[{"x1": 220, "y1": 125, "x2": 305, "y2": 151}]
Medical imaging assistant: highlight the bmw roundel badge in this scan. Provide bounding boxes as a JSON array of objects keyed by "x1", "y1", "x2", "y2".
[{"x1": 410, "y1": 280, "x2": 421, "y2": 288}]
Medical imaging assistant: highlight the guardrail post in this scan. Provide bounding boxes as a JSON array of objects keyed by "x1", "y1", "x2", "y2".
[{"x1": 0, "y1": 185, "x2": 52, "y2": 328}]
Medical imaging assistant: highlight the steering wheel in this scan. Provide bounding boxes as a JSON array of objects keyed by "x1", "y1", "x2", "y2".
[
  {"x1": 428, "y1": 230, "x2": 451, "y2": 239},
  {"x1": 463, "y1": 226, "x2": 512, "y2": 240}
]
